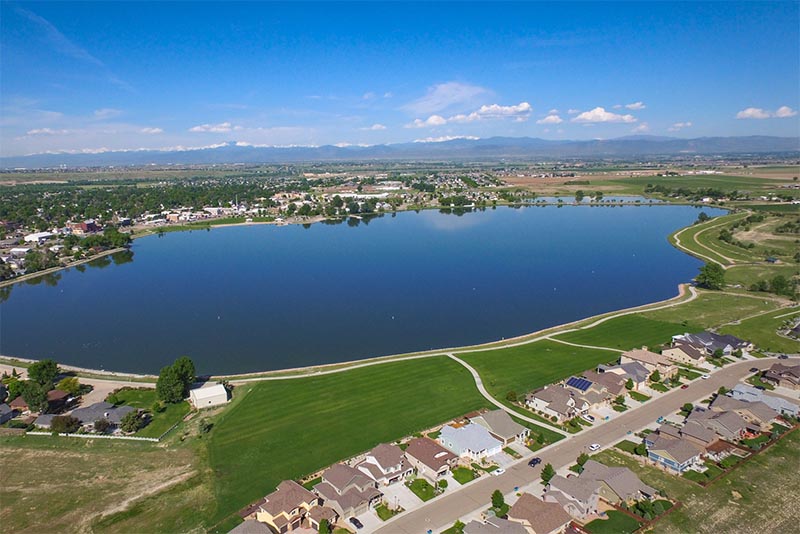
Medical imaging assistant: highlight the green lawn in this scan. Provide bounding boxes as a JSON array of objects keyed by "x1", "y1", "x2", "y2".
[
  {"x1": 740, "y1": 434, "x2": 770, "y2": 450},
  {"x1": 108, "y1": 387, "x2": 190, "y2": 439},
  {"x1": 641, "y1": 290, "x2": 780, "y2": 330},
  {"x1": 650, "y1": 382, "x2": 669, "y2": 392},
  {"x1": 629, "y1": 391, "x2": 651, "y2": 402},
  {"x1": 459, "y1": 340, "x2": 619, "y2": 402},
  {"x1": 451, "y1": 466, "x2": 476, "y2": 485},
  {"x1": 720, "y1": 308, "x2": 800, "y2": 354},
  {"x1": 746, "y1": 375, "x2": 775, "y2": 390},
  {"x1": 614, "y1": 440, "x2": 639, "y2": 454},
  {"x1": 206, "y1": 356, "x2": 487, "y2": 525},
  {"x1": 375, "y1": 503, "x2": 402, "y2": 520},
  {"x1": 584, "y1": 510, "x2": 642, "y2": 534},
  {"x1": 406, "y1": 478, "x2": 436, "y2": 502},
  {"x1": 552, "y1": 315, "x2": 692, "y2": 352}
]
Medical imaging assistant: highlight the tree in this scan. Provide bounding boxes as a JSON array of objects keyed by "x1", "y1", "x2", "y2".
[
  {"x1": 575, "y1": 190, "x2": 585, "y2": 202},
  {"x1": 505, "y1": 390, "x2": 517, "y2": 402},
  {"x1": 634, "y1": 443, "x2": 648, "y2": 456},
  {"x1": 120, "y1": 410, "x2": 144, "y2": 433},
  {"x1": 27, "y1": 359, "x2": 59, "y2": 388},
  {"x1": 770, "y1": 275, "x2": 794, "y2": 297},
  {"x1": 650, "y1": 370, "x2": 661, "y2": 383},
  {"x1": 696, "y1": 212, "x2": 710, "y2": 224},
  {"x1": 577, "y1": 452, "x2": 589, "y2": 467},
  {"x1": 21, "y1": 381, "x2": 49, "y2": 413},
  {"x1": 50, "y1": 415, "x2": 80, "y2": 433},
  {"x1": 696, "y1": 262, "x2": 725, "y2": 290},
  {"x1": 94, "y1": 418, "x2": 111, "y2": 433},
  {"x1": 449, "y1": 520, "x2": 465, "y2": 534},
  {"x1": 541, "y1": 463, "x2": 555, "y2": 484},
  {"x1": 318, "y1": 519, "x2": 330, "y2": 534},
  {"x1": 156, "y1": 365, "x2": 184, "y2": 403},
  {"x1": 56, "y1": 376, "x2": 81, "y2": 395},
  {"x1": 172, "y1": 356, "x2": 196, "y2": 397},
  {"x1": 626, "y1": 378, "x2": 634, "y2": 391},
  {"x1": 491, "y1": 489, "x2": 505, "y2": 510},
  {"x1": 681, "y1": 403, "x2": 694, "y2": 416}
]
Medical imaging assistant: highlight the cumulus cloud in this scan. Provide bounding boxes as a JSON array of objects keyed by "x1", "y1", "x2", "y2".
[
  {"x1": 625, "y1": 101, "x2": 646, "y2": 110},
  {"x1": 572, "y1": 107, "x2": 637, "y2": 123},
  {"x1": 413, "y1": 135, "x2": 480, "y2": 143},
  {"x1": 93, "y1": 108, "x2": 122, "y2": 120},
  {"x1": 26, "y1": 128, "x2": 72, "y2": 135},
  {"x1": 631, "y1": 123, "x2": 650, "y2": 133},
  {"x1": 139, "y1": 127, "x2": 163, "y2": 134},
  {"x1": 668, "y1": 121, "x2": 692, "y2": 132},
  {"x1": 360, "y1": 123, "x2": 387, "y2": 131},
  {"x1": 548, "y1": 108, "x2": 559, "y2": 114},
  {"x1": 734, "y1": 106, "x2": 796, "y2": 119},
  {"x1": 403, "y1": 81, "x2": 490, "y2": 114},
  {"x1": 536, "y1": 114, "x2": 563, "y2": 124},
  {"x1": 407, "y1": 102, "x2": 532, "y2": 128},
  {"x1": 189, "y1": 122, "x2": 241, "y2": 133},
  {"x1": 774, "y1": 106, "x2": 797, "y2": 118}
]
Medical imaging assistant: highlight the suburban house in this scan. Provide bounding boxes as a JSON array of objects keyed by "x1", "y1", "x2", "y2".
[
  {"x1": 729, "y1": 384, "x2": 799, "y2": 417},
  {"x1": 578, "y1": 460, "x2": 657, "y2": 504},
  {"x1": 582, "y1": 370, "x2": 626, "y2": 397},
  {"x1": 34, "y1": 413, "x2": 57, "y2": 429},
  {"x1": 46, "y1": 389, "x2": 70, "y2": 412},
  {"x1": 620, "y1": 349, "x2": 678, "y2": 379},
  {"x1": 0, "y1": 402, "x2": 13, "y2": 424},
  {"x1": 507, "y1": 492, "x2": 572, "y2": 534},
  {"x1": 596, "y1": 362, "x2": 649, "y2": 390},
  {"x1": 9, "y1": 396, "x2": 29, "y2": 413},
  {"x1": 438, "y1": 423, "x2": 503, "y2": 460},
  {"x1": 403, "y1": 437, "x2": 458, "y2": 483},
  {"x1": 228, "y1": 520, "x2": 272, "y2": 534},
  {"x1": 526, "y1": 386, "x2": 588, "y2": 423},
  {"x1": 253, "y1": 480, "x2": 336, "y2": 533},
  {"x1": 686, "y1": 407, "x2": 750, "y2": 441},
  {"x1": 563, "y1": 377, "x2": 608, "y2": 409},
  {"x1": 673, "y1": 332, "x2": 752, "y2": 356},
  {"x1": 661, "y1": 340, "x2": 707, "y2": 365},
  {"x1": 313, "y1": 463, "x2": 382, "y2": 518},
  {"x1": 543, "y1": 475, "x2": 600, "y2": 520},
  {"x1": 708, "y1": 395, "x2": 778, "y2": 430},
  {"x1": 471, "y1": 409, "x2": 530, "y2": 445},
  {"x1": 762, "y1": 363, "x2": 800, "y2": 391},
  {"x1": 463, "y1": 517, "x2": 528, "y2": 534},
  {"x1": 355, "y1": 443, "x2": 413, "y2": 485},
  {"x1": 188, "y1": 383, "x2": 229, "y2": 409},
  {"x1": 645, "y1": 434, "x2": 704, "y2": 473},
  {"x1": 71, "y1": 401, "x2": 136, "y2": 430}
]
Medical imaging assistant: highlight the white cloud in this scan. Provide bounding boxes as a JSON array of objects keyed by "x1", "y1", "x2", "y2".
[
  {"x1": 139, "y1": 127, "x2": 163, "y2": 134},
  {"x1": 536, "y1": 114, "x2": 563, "y2": 124},
  {"x1": 406, "y1": 115, "x2": 448, "y2": 128},
  {"x1": 93, "y1": 108, "x2": 122, "y2": 120},
  {"x1": 26, "y1": 128, "x2": 72, "y2": 135},
  {"x1": 625, "y1": 101, "x2": 646, "y2": 110},
  {"x1": 667, "y1": 121, "x2": 692, "y2": 132},
  {"x1": 362, "y1": 92, "x2": 376, "y2": 100},
  {"x1": 407, "y1": 102, "x2": 532, "y2": 128},
  {"x1": 567, "y1": 108, "x2": 581, "y2": 114},
  {"x1": 548, "y1": 108, "x2": 559, "y2": 114},
  {"x1": 774, "y1": 106, "x2": 797, "y2": 118},
  {"x1": 736, "y1": 107, "x2": 771, "y2": 119},
  {"x1": 612, "y1": 104, "x2": 622, "y2": 109},
  {"x1": 631, "y1": 123, "x2": 650, "y2": 133},
  {"x1": 572, "y1": 107, "x2": 637, "y2": 123},
  {"x1": 189, "y1": 122, "x2": 238, "y2": 133},
  {"x1": 360, "y1": 123, "x2": 387, "y2": 131},
  {"x1": 413, "y1": 135, "x2": 480, "y2": 143},
  {"x1": 403, "y1": 81, "x2": 490, "y2": 114}
]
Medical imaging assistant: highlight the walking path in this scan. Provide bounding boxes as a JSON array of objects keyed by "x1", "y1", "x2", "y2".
[
  {"x1": 544, "y1": 337, "x2": 623, "y2": 352},
  {"x1": 671, "y1": 212, "x2": 748, "y2": 268}
]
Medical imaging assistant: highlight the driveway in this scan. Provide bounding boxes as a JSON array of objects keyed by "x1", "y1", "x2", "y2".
[{"x1": 382, "y1": 482, "x2": 423, "y2": 514}]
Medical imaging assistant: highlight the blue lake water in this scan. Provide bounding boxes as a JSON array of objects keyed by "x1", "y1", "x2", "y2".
[{"x1": 0, "y1": 205, "x2": 724, "y2": 375}]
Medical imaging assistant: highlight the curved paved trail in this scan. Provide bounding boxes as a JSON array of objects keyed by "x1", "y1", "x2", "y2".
[
  {"x1": 544, "y1": 337, "x2": 623, "y2": 352},
  {"x1": 672, "y1": 212, "x2": 750, "y2": 268}
]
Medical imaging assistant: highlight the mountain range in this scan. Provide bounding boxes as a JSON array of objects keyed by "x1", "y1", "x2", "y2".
[{"x1": 2, "y1": 135, "x2": 798, "y2": 168}]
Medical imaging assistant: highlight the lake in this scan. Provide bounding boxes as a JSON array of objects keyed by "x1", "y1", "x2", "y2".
[{"x1": 0, "y1": 205, "x2": 725, "y2": 375}]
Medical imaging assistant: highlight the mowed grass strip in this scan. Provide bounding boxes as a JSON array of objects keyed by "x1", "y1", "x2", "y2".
[
  {"x1": 207, "y1": 356, "x2": 488, "y2": 524},
  {"x1": 459, "y1": 340, "x2": 619, "y2": 400},
  {"x1": 552, "y1": 315, "x2": 692, "y2": 351},
  {"x1": 720, "y1": 308, "x2": 800, "y2": 354}
]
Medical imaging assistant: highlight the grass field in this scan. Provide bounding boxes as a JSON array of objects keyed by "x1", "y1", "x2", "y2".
[
  {"x1": 605, "y1": 175, "x2": 788, "y2": 196},
  {"x1": 584, "y1": 510, "x2": 642, "y2": 534},
  {"x1": 206, "y1": 356, "x2": 488, "y2": 526},
  {"x1": 459, "y1": 340, "x2": 620, "y2": 401},
  {"x1": 641, "y1": 290, "x2": 781, "y2": 329},
  {"x1": 724, "y1": 264, "x2": 800, "y2": 289},
  {"x1": 719, "y1": 308, "x2": 800, "y2": 353},
  {"x1": 553, "y1": 315, "x2": 695, "y2": 351},
  {"x1": 111, "y1": 387, "x2": 191, "y2": 438}
]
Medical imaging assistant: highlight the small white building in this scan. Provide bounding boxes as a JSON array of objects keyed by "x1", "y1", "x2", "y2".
[
  {"x1": 24, "y1": 231, "x2": 55, "y2": 244},
  {"x1": 188, "y1": 384, "x2": 229, "y2": 409}
]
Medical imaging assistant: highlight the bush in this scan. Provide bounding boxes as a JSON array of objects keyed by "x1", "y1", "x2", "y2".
[
  {"x1": 505, "y1": 390, "x2": 517, "y2": 402},
  {"x1": 50, "y1": 415, "x2": 80, "y2": 434},
  {"x1": 94, "y1": 418, "x2": 111, "y2": 433},
  {"x1": 120, "y1": 410, "x2": 144, "y2": 433}
]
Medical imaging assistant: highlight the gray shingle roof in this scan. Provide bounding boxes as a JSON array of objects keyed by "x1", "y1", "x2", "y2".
[
  {"x1": 471, "y1": 410, "x2": 527, "y2": 440},
  {"x1": 70, "y1": 401, "x2": 135, "y2": 425}
]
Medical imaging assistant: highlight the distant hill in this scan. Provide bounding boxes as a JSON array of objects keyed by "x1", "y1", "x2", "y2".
[{"x1": 2, "y1": 135, "x2": 798, "y2": 168}]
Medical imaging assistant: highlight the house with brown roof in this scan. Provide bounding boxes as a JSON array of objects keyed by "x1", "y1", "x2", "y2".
[
  {"x1": 463, "y1": 517, "x2": 528, "y2": 534},
  {"x1": 526, "y1": 387, "x2": 587, "y2": 423},
  {"x1": 404, "y1": 437, "x2": 458, "y2": 483},
  {"x1": 355, "y1": 443, "x2": 412, "y2": 485},
  {"x1": 762, "y1": 363, "x2": 800, "y2": 391},
  {"x1": 620, "y1": 348, "x2": 678, "y2": 379},
  {"x1": 645, "y1": 434, "x2": 704, "y2": 473},
  {"x1": 471, "y1": 410, "x2": 530, "y2": 445},
  {"x1": 686, "y1": 407, "x2": 750, "y2": 441},
  {"x1": 9, "y1": 396, "x2": 28, "y2": 413},
  {"x1": 543, "y1": 475, "x2": 600, "y2": 520},
  {"x1": 46, "y1": 389, "x2": 70, "y2": 413},
  {"x1": 578, "y1": 460, "x2": 656, "y2": 504},
  {"x1": 507, "y1": 492, "x2": 572, "y2": 534},
  {"x1": 662, "y1": 341, "x2": 707, "y2": 365},
  {"x1": 254, "y1": 480, "x2": 335, "y2": 533},
  {"x1": 709, "y1": 396, "x2": 778, "y2": 431},
  {"x1": 313, "y1": 463, "x2": 382, "y2": 518},
  {"x1": 582, "y1": 370, "x2": 626, "y2": 397}
]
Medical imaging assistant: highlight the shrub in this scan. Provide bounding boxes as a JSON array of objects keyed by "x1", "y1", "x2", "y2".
[{"x1": 50, "y1": 415, "x2": 80, "y2": 434}]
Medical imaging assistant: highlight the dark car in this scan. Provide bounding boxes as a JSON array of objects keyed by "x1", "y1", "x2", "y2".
[
  {"x1": 754, "y1": 385, "x2": 765, "y2": 391},
  {"x1": 528, "y1": 457, "x2": 542, "y2": 467},
  {"x1": 749, "y1": 367, "x2": 759, "y2": 373},
  {"x1": 778, "y1": 354, "x2": 789, "y2": 360},
  {"x1": 349, "y1": 518, "x2": 364, "y2": 530},
  {"x1": 681, "y1": 384, "x2": 689, "y2": 389}
]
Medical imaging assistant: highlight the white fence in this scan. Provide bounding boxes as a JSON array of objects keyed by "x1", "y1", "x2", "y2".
[{"x1": 27, "y1": 431, "x2": 159, "y2": 442}]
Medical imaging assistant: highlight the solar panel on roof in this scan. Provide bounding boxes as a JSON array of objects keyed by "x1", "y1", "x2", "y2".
[{"x1": 566, "y1": 377, "x2": 592, "y2": 391}]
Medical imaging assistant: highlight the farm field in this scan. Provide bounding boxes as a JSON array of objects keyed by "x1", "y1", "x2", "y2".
[{"x1": 603, "y1": 174, "x2": 789, "y2": 196}]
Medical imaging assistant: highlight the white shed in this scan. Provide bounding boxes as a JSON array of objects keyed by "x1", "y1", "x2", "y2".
[{"x1": 188, "y1": 384, "x2": 229, "y2": 409}]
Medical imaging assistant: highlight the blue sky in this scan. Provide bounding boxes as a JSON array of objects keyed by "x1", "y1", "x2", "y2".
[{"x1": 1, "y1": 1, "x2": 798, "y2": 156}]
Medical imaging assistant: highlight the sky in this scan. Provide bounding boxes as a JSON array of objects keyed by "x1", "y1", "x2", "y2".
[{"x1": 1, "y1": 1, "x2": 798, "y2": 156}]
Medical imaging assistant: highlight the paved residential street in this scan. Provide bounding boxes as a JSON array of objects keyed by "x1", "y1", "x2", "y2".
[{"x1": 375, "y1": 357, "x2": 795, "y2": 534}]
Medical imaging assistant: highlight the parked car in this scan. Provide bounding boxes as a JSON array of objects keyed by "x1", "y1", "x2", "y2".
[
  {"x1": 755, "y1": 385, "x2": 765, "y2": 391},
  {"x1": 528, "y1": 457, "x2": 542, "y2": 467},
  {"x1": 778, "y1": 354, "x2": 789, "y2": 360},
  {"x1": 349, "y1": 518, "x2": 363, "y2": 530},
  {"x1": 581, "y1": 414, "x2": 596, "y2": 423},
  {"x1": 750, "y1": 367, "x2": 759, "y2": 373},
  {"x1": 701, "y1": 374, "x2": 710, "y2": 380},
  {"x1": 681, "y1": 384, "x2": 689, "y2": 389},
  {"x1": 656, "y1": 416, "x2": 665, "y2": 423},
  {"x1": 492, "y1": 468, "x2": 506, "y2": 476},
  {"x1": 588, "y1": 443, "x2": 601, "y2": 451}
]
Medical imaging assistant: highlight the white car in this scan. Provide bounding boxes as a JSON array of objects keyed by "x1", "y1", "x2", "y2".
[
  {"x1": 581, "y1": 414, "x2": 596, "y2": 423},
  {"x1": 701, "y1": 374, "x2": 710, "y2": 380},
  {"x1": 492, "y1": 468, "x2": 506, "y2": 476},
  {"x1": 588, "y1": 443, "x2": 601, "y2": 451}
]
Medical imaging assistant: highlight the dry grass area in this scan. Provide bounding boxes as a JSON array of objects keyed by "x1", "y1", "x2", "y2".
[{"x1": 0, "y1": 435, "x2": 207, "y2": 534}]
